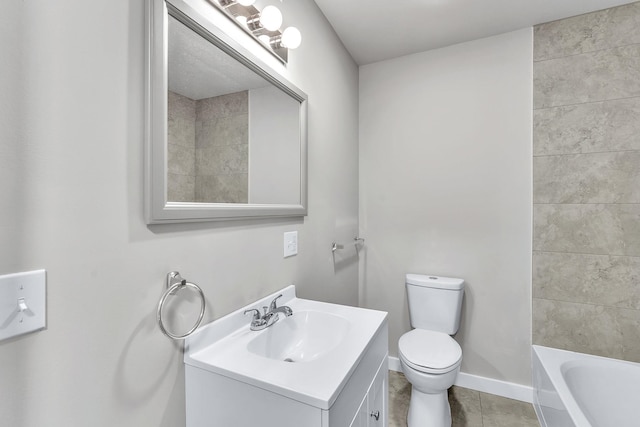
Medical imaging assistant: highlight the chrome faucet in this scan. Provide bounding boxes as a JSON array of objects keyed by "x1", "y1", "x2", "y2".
[
  {"x1": 268, "y1": 294, "x2": 293, "y2": 317},
  {"x1": 243, "y1": 294, "x2": 293, "y2": 331},
  {"x1": 244, "y1": 307, "x2": 279, "y2": 331}
]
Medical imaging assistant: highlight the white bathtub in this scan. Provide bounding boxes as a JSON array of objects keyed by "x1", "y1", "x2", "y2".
[{"x1": 532, "y1": 345, "x2": 640, "y2": 427}]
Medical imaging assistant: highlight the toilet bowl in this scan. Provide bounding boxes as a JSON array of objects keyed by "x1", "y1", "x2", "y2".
[
  {"x1": 399, "y1": 329, "x2": 462, "y2": 427},
  {"x1": 400, "y1": 274, "x2": 465, "y2": 427}
]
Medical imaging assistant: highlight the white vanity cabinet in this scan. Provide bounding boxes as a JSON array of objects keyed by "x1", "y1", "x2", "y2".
[
  {"x1": 349, "y1": 361, "x2": 387, "y2": 427},
  {"x1": 369, "y1": 362, "x2": 388, "y2": 426},
  {"x1": 186, "y1": 323, "x2": 388, "y2": 427},
  {"x1": 184, "y1": 287, "x2": 388, "y2": 427}
]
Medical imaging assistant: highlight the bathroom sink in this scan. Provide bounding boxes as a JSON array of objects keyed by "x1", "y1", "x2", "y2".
[
  {"x1": 246, "y1": 310, "x2": 350, "y2": 363},
  {"x1": 184, "y1": 286, "x2": 388, "y2": 409}
]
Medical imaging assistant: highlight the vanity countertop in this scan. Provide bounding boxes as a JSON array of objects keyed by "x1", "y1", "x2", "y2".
[{"x1": 184, "y1": 286, "x2": 387, "y2": 409}]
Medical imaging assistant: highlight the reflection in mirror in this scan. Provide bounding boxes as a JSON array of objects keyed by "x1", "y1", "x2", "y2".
[
  {"x1": 167, "y1": 15, "x2": 301, "y2": 205},
  {"x1": 146, "y1": 0, "x2": 307, "y2": 223}
]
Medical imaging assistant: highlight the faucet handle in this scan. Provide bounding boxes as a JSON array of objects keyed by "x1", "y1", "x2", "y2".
[
  {"x1": 269, "y1": 294, "x2": 283, "y2": 310},
  {"x1": 244, "y1": 308, "x2": 261, "y2": 321}
]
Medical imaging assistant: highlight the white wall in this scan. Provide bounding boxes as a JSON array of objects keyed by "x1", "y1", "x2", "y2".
[
  {"x1": 0, "y1": 0, "x2": 24, "y2": 274},
  {"x1": 0, "y1": 0, "x2": 359, "y2": 425},
  {"x1": 359, "y1": 29, "x2": 533, "y2": 385}
]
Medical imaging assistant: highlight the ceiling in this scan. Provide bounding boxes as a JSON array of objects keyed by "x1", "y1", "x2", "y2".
[
  {"x1": 168, "y1": 15, "x2": 269, "y2": 100},
  {"x1": 313, "y1": 0, "x2": 637, "y2": 65}
]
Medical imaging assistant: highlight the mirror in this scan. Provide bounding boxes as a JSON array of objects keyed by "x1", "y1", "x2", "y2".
[{"x1": 145, "y1": 0, "x2": 308, "y2": 224}]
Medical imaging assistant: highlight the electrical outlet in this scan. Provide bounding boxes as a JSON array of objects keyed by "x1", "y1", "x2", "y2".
[{"x1": 284, "y1": 231, "x2": 298, "y2": 258}]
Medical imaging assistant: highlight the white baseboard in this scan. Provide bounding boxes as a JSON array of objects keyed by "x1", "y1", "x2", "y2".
[
  {"x1": 388, "y1": 356, "x2": 533, "y2": 404},
  {"x1": 388, "y1": 356, "x2": 402, "y2": 372}
]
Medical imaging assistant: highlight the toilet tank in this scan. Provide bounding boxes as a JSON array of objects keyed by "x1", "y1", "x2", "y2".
[{"x1": 406, "y1": 274, "x2": 464, "y2": 334}]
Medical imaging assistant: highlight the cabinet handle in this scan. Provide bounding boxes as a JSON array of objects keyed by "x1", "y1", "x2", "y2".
[{"x1": 370, "y1": 410, "x2": 380, "y2": 420}]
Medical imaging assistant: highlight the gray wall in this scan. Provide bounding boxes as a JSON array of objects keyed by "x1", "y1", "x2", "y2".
[
  {"x1": 533, "y1": 2, "x2": 640, "y2": 361},
  {"x1": 0, "y1": 0, "x2": 359, "y2": 426},
  {"x1": 359, "y1": 29, "x2": 533, "y2": 385}
]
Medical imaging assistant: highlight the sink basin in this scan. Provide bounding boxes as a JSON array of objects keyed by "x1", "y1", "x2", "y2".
[
  {"x1": 184, "y1": 286, "x2": 388, "y2": 409},
  {"x1": 246, "y1": 310, "x2": 350, "y2": 363}
]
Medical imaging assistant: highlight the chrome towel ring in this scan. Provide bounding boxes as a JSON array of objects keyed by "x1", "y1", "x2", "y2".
[{"x1": 157, "y1": 271, "x2": 205, "y2": 340}]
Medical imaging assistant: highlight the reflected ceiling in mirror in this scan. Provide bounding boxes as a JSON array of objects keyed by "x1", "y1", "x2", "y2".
[
  {"x1": 145, "y1": 0, "x2": 308, "y2": 224},
  {"x1": 167, "y1": 15, "x2": 301, "y2": 205}
]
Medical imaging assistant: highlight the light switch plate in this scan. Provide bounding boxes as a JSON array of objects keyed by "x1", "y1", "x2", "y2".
[
  {"x1": 283, "y1": 231, "x2": 298, "y2": 258},
  {"x1": 0, "y1": 270, "x2": 46, "y2": 342}
]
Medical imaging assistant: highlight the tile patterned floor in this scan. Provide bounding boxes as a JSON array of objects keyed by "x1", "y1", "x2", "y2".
[{"x1": 388, "y1": 371, "x2": 540, "y2": 427}]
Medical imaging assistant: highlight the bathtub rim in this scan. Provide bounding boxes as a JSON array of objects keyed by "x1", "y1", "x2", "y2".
[{"x1": 533, "y1": 345, "x2": 640, "y2": 427}]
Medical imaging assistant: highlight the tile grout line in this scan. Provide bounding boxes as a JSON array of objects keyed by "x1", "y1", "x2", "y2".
[
  {"x1": 533, "y1": 203, "x2": 640, "y2": 207},
  {"x1": 533, "y1": 249, "x2": 640, "y2": 259},
  {"x1": 533, "y1": 202, "x2": 640, "y2": 205},
  {"x1": 532, "y1": 41, "x2": 640, "y2": 64},
  {"x1": 532, "y1": 295, "x2": 640, "y2": 311},
  {"x1": 532, "y1": 94, "x2": 640, "y2": 111},
  {"x1": 532, "y1": 248, "x2": 640, "y2": 258},
  {"x1": 478, "y1": 391, "x2": 486, "y2": 427},
  {"x1": 532, "y1": 148, "x2": 640, "y2": 158}
]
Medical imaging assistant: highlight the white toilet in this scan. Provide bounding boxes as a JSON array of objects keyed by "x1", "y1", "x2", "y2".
[{"x1": 399, "y1": 274, "x2": 465, "y2": 427}]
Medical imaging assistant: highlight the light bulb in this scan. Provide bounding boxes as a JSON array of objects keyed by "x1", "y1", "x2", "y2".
[
  {"x1": 236, "y1": 15, "x2": 247, "y2": 26},
  {"x1": 259, "y1": 5, "x2": 282, "y2": 31},
  {"x1": 237, "y1": 0, "x2": 255, "y2": 5},
  {"x1": 258, "y1": 34, "x2": 271, "y2": 45},
  {"x1": 281, "y1": 26, "x2": 301, "y2": 49}
]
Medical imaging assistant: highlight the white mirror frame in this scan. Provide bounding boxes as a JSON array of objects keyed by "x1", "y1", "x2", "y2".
[{"x1": 145, "y1": 0, "x2": 308, "y2": 224}]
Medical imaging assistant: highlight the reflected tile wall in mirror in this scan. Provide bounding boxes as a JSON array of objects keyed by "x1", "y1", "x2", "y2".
[
  {"x1": 167, "y1": 90, "x2": 249, "y2": 203},
  {"x1": 167, "y1": 90, "x2": 196, "y2": 201}
]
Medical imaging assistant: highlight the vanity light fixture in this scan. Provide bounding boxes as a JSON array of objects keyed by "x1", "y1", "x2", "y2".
[
  {"x1": 218, "y1": 0, "x2": 256, "y2": 6},
  {"x1": 261, "y1": 27, "x2": 301, "y2": 50},
  {"x1": 258, "y1": 34, "x2": 271, "y2": 45},
  {"x1": 279, "y1": 26, "x2": 301, "y2": 48},
  {"x1": 212, "y1": 0, "x2": 301, "y2": 63},
  {"x1": 247, "y1": 5, "x2": 282, "y2": 32}
]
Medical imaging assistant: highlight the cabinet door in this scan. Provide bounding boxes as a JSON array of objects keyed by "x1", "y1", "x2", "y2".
[
  {"x1": 348, "y1": 394, "x2": 368, "y2": 427},
  {"x1": 367, "y1": 366, "x2": 387, "y2": 426}
]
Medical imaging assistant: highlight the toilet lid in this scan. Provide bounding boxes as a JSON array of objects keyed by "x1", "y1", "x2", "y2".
[{"x1": 399, "y1": 329, "x2": 462, "y2": 372}]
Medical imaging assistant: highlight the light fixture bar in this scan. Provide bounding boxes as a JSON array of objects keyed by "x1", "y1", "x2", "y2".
[
  {"x1": 217, "y1": 0, "x2": 256, "y2": 7},
  {"x1": 208, "y1": 0, "x2": 297, "y2": 63}
]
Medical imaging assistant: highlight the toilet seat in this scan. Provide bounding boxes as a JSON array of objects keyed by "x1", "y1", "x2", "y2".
[{"x1": 399, "y1": 329, "x2": 462, "y2": 374}]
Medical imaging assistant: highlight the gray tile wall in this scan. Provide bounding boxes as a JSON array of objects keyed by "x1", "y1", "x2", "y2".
[
  {"x1": 167, "y1": 90, "x2": 196, "y2": 202},
  {"x1": 195, "y1": 91, "x2": 248, "y2": 203},
  {"x1": 533, "y1": 2, "x2": 640, "y2": 362},
  {"x1": 166, "y1": 90, "x2": 249, "y2": 203}
]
